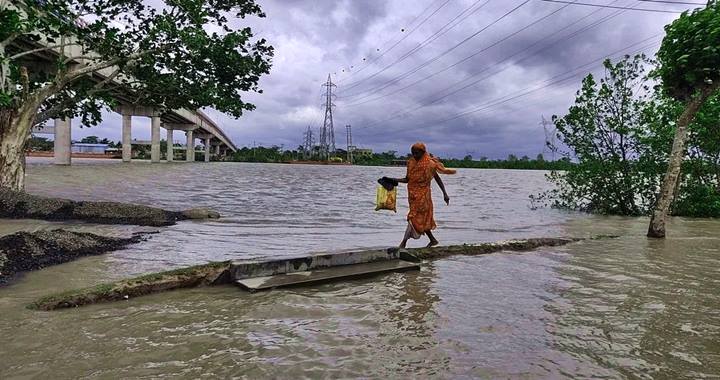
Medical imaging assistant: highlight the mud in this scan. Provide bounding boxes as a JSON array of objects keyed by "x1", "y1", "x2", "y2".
[
  {"x1": 0, "y1": 188, "x2": 220, "y2": 226},
  {"x1": 0, "y1": 229, "x2": 145, "y2": 285}
]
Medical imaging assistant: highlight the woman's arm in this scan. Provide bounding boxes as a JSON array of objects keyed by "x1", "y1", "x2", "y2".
[{"x1": 434, "y1": 173, "x2": 450, "y2": 205}]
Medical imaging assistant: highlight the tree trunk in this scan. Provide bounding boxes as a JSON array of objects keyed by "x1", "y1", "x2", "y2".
[
  {"x1": 0, "y1": 105, "x2": 36, "y2": 191},
  {"x1": 648, "y1": 83, "x2": 720, "y2": 238}
]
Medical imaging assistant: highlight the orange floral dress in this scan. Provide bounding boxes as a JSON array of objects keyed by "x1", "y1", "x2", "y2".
[{"x1": 406, "y1": 149, "x2": 456, "y2": 234}]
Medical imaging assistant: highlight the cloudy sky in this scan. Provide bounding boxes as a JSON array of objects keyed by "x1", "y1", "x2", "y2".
[{"x1": 71, "y1": 0, "x2": 697, "y2": 159}]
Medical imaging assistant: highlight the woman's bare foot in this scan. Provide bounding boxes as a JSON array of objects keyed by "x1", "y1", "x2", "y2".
[{"x1": 426, "y1": 239, "x2": 439, "y2": 248}]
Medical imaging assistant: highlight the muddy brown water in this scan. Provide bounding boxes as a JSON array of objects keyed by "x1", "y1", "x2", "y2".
[{"x1": 1, "y1": 158, "x2": 718, "y2": 379}]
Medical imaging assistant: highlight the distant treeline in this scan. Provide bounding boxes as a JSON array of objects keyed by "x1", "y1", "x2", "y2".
[
  {"x1": 228, "y1": 146, "x2": 573, "y2": 170},
  {"x1": 438, "y1": 154, "x2": 573, "y2": 170}
]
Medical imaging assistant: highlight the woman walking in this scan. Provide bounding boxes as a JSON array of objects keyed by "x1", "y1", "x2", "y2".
[{"x1": 390, "y1": 142, "x2": 456, "y2": 248}]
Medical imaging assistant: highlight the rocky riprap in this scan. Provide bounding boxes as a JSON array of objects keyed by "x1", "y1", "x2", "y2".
[
  {"x1": 0, "y1": 188, "x2": 220, "y2": 226},
  {"x1": 0, "y1": 229, "x2": 146, "y2": 285}
]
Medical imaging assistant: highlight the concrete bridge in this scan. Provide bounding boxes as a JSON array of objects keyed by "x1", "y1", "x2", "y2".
[
  {"x1": 11, "y1": 4, "x2": 237, "y2": 165},
  {"x1": 50, "y1": 105, "x2": 237, "y2": 165}
]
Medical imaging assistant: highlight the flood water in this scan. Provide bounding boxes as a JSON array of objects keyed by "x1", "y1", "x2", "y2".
[{"x1": 1, "y1": 158, "x2": 719, "y2": 379}]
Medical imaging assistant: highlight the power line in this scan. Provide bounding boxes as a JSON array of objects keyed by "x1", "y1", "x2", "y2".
[
  {"x1": 356, "y1": 35, "x2": 661, "y2": 134},
  {"x1": 350, "y1": 0, "x2": 629, "y2": 119},
  {"x1": 339, "y1": 0, "x2": 492, "y2": 96},
  {"x1": 368, "y1": 0, "x2": 493, "y2": 86},
  {"x1": 385, "y1": 40, "x2": 661, "y2": 134},
  {"x1": 337, "y1": 0, "x2": 448, "y2": 83},
  {"x1": 340, "y1": 0, "x2": 532, "y2": 98},
  {"x1": 338, "y1": 0, "x2": 492, "y2": 98},
  {"x1": 540, "y1": 0, "x2": 687, "y2": 13},
  {"x1": 343, "y1": 0, "x2": 583, "y2": 106},
  {"x1": 338, "y1": 0, "x2": 453, "y2": 87},
  {"x1": 636, "y1": 0, "x2": 706, "y2": 4}
]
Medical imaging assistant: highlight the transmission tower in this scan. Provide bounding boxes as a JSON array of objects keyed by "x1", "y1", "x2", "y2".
[
  {"x1": 346, "y1": 124, "x2": 353, "y2": 164},
  {"x1": 541, "y1": 115, "x2": 556, "y2": 161},
  {"x1": 319, "y1": 74, "x2": 336, "y2": 160},
  {"x1": 302, "y1": 126, "x2": 314, "y2": 159}
]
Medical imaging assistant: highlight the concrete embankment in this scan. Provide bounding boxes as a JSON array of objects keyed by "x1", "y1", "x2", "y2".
[
  {"x1": 30, "y1": 237, "x2": 598, "y2": 311},
  {"x1": 29, "y1": 262, "x2": 231, "y2": 311},
  {"x1": 0, "y1": 229, "x2": 146, "y2": 285},
  {"x1": 0, "y1": 188, "x2": 220, "y2": 226}
]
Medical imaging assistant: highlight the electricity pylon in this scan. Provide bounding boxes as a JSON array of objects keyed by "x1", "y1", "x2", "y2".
[
  {"x1": 302, "y1": 126, "x2": 314, "y2": 159},
  {"x1": 319, "y1": 74, "x2": 336, "y2": 160},
  {"x1": 541, "y1": 115, "x2": 556, "y2": 161},
  {"x1": 346, "y1": 124, "x2": 353, "y2": 164}
]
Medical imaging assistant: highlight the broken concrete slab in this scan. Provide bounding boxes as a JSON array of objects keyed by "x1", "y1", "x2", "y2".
[{"x1": 236, "y1": 259, "x2": 420, "y2": 291}]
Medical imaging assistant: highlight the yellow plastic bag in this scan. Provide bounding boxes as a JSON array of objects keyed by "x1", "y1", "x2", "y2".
[{"x1": 375, "y1": 185, "x2": 397, "y2": 212}]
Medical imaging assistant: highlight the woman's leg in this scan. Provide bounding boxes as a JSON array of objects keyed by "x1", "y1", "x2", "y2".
[
  {"x1": 399, "y1": 228, "x2": 412, "y2": 248},
  {"x1": 400, "y1": 221, "x2": 422, "y2": 248},
  {"x1": 425, "y1": 230, "x2": 439, "y2": 247}
]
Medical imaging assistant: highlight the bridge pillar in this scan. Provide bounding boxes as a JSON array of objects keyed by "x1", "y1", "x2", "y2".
[
  {"x1": 215, "y1": 145, "x2": 220, "y2": 155},
  {"x1": 186, "y1": 130, "x2": 194, "y2": 162},
  {"x1": 53, "y1": 118, "x2": 71, "y2": 166},
  {"x1": 204, "y1": 138, "x2": 211, "y2": 162},
  {"x1": 151, "y1": 115, "x2": 161, "y2": 163},
  {"x1": 166, "y1": 129, "x2": 174, "y2": 162},
  {"x1": 122, "y1": 113, "x2": 132, "y2": 162}
]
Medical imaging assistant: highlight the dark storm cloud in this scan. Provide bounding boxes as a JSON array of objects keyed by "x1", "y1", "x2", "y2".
[{"x1": 76, "y1": 0, "x2": 694, "y2": 158}]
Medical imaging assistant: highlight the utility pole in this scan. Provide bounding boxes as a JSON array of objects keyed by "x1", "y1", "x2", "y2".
[
  {"x1": 319, "y1": 74, "x2": 336, "y2": 160},
  {"x1": 541, "y1": 115, "x2": 556, "y2": 161},
  {"x1": 346, "y1": 124, "x2": 353, "y2": 164}
]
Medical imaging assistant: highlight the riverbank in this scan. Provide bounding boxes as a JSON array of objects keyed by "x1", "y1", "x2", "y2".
[
  {"x1": 0, "y1": 229, "x2": 147, "y2": 285},
  {"x1": 25, "y1": 151, "x2": 119, "y2": 159},
  {"x1": 0, "y1": 188, "x2": 220, "y2": 226}
]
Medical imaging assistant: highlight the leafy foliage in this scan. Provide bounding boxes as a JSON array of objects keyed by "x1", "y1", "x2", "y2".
[
  {"x1": 541, "y1": 55, "x2": 720, "y2": 217},
  {"x1": 1, "y1": 0, "x2": 273, "y2": 124},
  {"x1": 655, "y1": 0, "x2": 720, "y2": 101},
  {"x1": 541, "y1": 55, "x2": 656, "y2": 215}
]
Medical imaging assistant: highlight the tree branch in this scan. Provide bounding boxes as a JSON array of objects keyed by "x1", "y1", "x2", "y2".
[
  {"x1": 34, "y1": 67, "x2": 122, "y2": 125},
  {"x1": 63, "y1": 48, "x2": 160, "y2": 83},
  {"x1": 0, "y1": 33, "x2": 20, "y2": 50},
  {"x1": 62, "y1": 55, "x2": 95, "y2": 64}
]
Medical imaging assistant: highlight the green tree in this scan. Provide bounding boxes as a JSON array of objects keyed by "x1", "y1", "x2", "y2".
[
  {"x1": 80, "y1": 135, "x2": 98, "y2": 143},
  {"x1": 643, "y1": 92, "x2": 720, "y2": 218},
  {"x1": 27, "y1": 135, "x2": 53, "y2": 151},
  {"x1": 0, "y1": 0, "x2": 273, "y2": 190},
  {"x1": 543, "y1": 55, "x2": 654, "y2": 215},
  {"x1": 648, "y1": 1, "x2": 720, "y2": 237}
]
